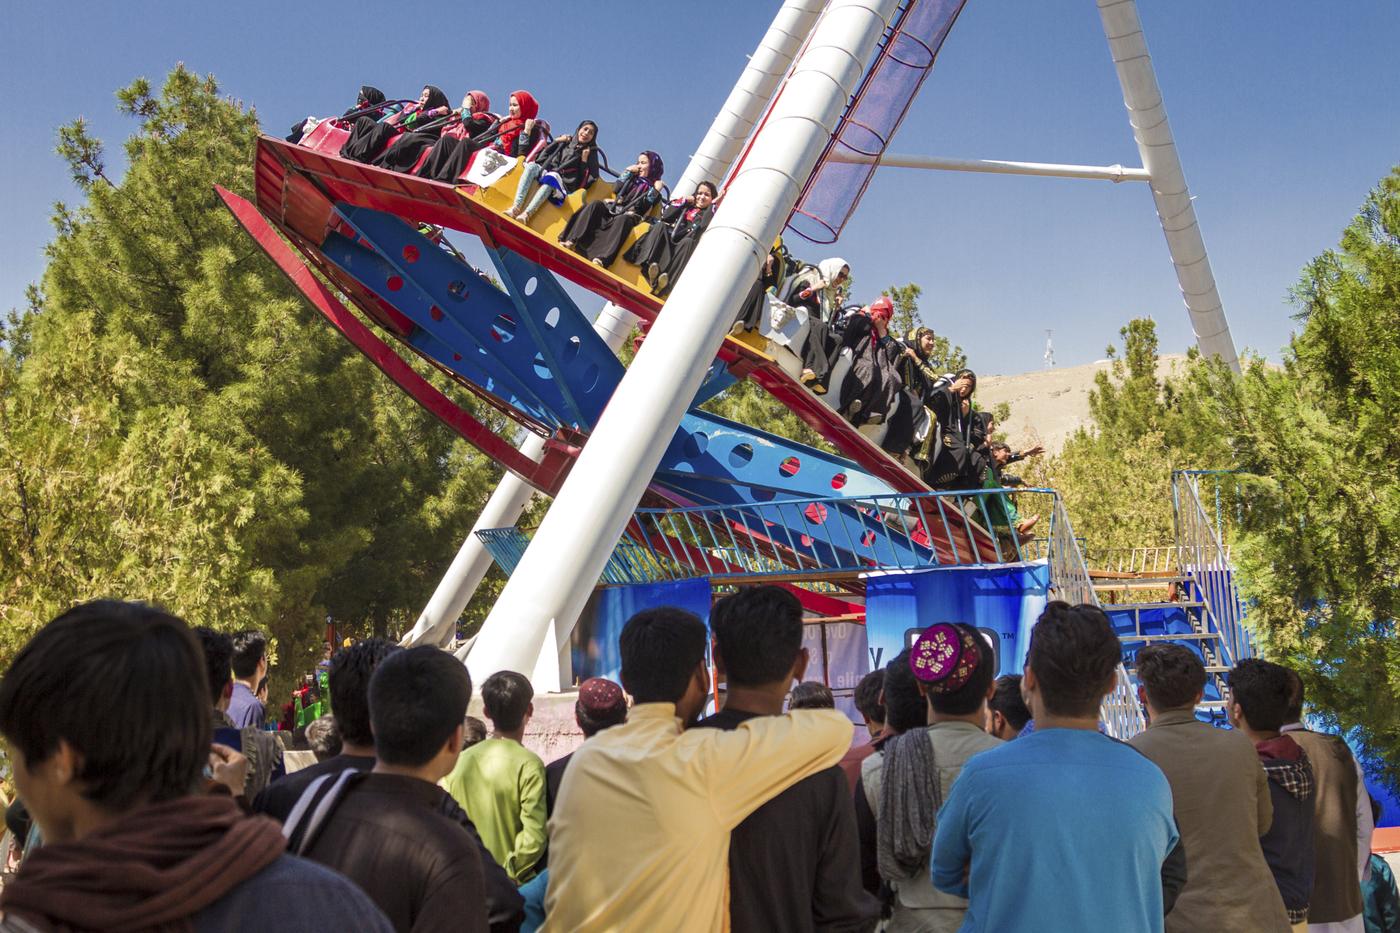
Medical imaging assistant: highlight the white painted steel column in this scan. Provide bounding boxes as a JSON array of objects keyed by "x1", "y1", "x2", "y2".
[
  {"x1": 408, "y1": 1, "x2": 828, "y2": 655},
  {"x1": 1097, "y1": 0, "x2": 1240, "y2": 370},
  {"x1": 832, "y1": 149, "x2": 1152, "y2": 183},
  {"x1": 468, "y1": 0, "x2": 899, "y2": 682},
  {"x1": 674, "y1": 0, "x2": 828, "y2": 197}
]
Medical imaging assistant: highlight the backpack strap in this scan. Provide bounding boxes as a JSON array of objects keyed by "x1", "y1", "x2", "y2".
[{"x1": 283, "y1": 769, "x2": 360, "y2": 855}]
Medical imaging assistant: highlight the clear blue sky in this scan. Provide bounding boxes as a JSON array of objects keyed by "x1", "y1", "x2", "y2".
[{"x1": 2, "y1": 1, "x2": 1396, "y2": 372}]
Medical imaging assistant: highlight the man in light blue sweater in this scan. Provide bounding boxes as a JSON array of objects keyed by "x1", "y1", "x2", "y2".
[{"x1": 931, "y1": 602, "x2": 1183, "y2": 933}]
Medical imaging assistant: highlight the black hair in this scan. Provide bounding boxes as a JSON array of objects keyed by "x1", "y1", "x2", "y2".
[
  {"x1": 619, "y1": 607, "x2": 708, "y2": 705},
  {"x1": 1372, "y1": 795, "x2": 1383, "y2": 827},
  {"x1": 710, "y1": 585, "x2": 803, "y2": 687},
  {"x1": 989, "y1": 674, "x2": 1031, "y2": 732},
  {"x1": 230, "y1": 630, "x2": 267, "y2": 679},
  {"x1": 481, "y1": 671, "x2": 534, "y2": 732},
  {"x1": 369, "y1": 647, "x2": 472, "y2": 767},
  {"x1": 4, "y1": 798, "x2": 31, "y2": 847},
  {"x1": 1136, "y1": 643, "x2": 1207, "y2": 710},
  {"x1": 955, "y1": 368, "x2": 977, "y2": 390},
  {"x1": 988, "y1": 441, "x2": 1011, "y2": 455},
  {"x1": 1228, "y1": 658, "x2": 1293, "y2": 733},
  {"x1": 1024, "y1": 601, "x2": 1122, "y2": 719},
  {"x1": 194, "y1": 627, "x2": 234, "y2": 706},
  {"x1": 1284, "y1": 667, "x2": 1305, "y2": 723},
  {"x1": 927, "y1": 625, "x2": 997, "y2": 716},
  {"x1": 695, "y1": 180, "x2": 719, "y2": 198},
  {"x1": 0, "y1": 600, "x2": 210, "y2": 810},
  {"x1": 329, "y1": 638, "x2": 402, "y2": 748},
  {"x1": 576, "y1": 700, "x2": 627, "y2": 738},
  {"x1": 854, "y1": 669, "x2": 885, "y2": 726},
  {"x1": 789, "y1": 681, "x2": 835, "y2": 710},
  {"x1": 883, "y1": 648, "x2": 928, "y2": 733},
  {"x1": 463, "y1": 715, "x2": 488, "y2": 748}
]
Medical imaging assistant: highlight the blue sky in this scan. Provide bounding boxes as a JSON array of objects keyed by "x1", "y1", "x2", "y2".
[{"x1": 2, "y1": 1, "x2": 1396, "y2": 372}]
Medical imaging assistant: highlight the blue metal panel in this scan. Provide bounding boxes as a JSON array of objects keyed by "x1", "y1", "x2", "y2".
[
  {"x1": 334, "y1": 206, "x2": 612, "y2": 431},
  {"x1": 484, "y1": 247, "x2": 626, "y2": 430},
  {"x1": 690, "y1": 360, "x2": 738, "y2": 407},
  {"x1": 319, "y1": 232, "x2": 558, "y2": 427}
]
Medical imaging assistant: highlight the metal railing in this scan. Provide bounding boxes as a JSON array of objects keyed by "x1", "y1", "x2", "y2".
[{"x1": 1172, "y1": 471, "x2": 1255, "y2": 667}]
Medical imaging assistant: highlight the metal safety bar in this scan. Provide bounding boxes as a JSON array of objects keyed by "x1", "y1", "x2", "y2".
[{"x1": 1172, "y1": 471, "x2": 1255, "y2": 667}]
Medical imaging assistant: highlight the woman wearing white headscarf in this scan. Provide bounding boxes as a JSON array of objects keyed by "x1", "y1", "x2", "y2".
[{"x1": 783, "y1": 257, "x2": 850, "y2": 393}]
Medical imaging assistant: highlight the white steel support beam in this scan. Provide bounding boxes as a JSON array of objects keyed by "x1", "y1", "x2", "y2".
[
  {"x1": 468, "y1": 0, "x2": 901, "y2": 687},
  {"x1": 403, "y1": 0, "x2": 827, "y2": 655},
  {"x1": 831, "y1": 149, "x2": 1151, "y2": 183},
  {"x1": 1098, "y1": 0, "x2": 1240, "y2": 370}
]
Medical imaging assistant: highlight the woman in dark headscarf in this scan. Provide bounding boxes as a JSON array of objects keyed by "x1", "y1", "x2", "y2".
[
  {"x1": 558, "y1": 151, "x2": 666, "y2": 267},
  {"x1": 288, "y1": 86, "x2": 386, "y2": 144},
  {"x1": 415, "y1": 90, "x2": 496, "y2": 182},
  {"x1": 506, "y1": 120, "x2": 600, "y2": 225},
  {"x1": 418, "y1": 90, "x2": 544, "y2": 183},
  {"x1": 784, "y1": 257, "x2": 850, "y2": 392},
  {"x1": 623, "y1": 180, "x2": 717, "y2": 293},
  {"x1": 837, "y1": 296, "x2": 907, "y2": 449},
  {"x1": 370, "y1": 86, "x2": 455, "y2": 172},
  {"x1": 341, "y1": 85, "x2": 450, "y2": 164}
]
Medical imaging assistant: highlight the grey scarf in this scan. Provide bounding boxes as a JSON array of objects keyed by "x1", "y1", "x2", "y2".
[{"x1": 876, "y1": 729, "x2": 942, "y2": 882}]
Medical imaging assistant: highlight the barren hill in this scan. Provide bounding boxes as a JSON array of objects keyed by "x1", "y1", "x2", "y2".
[{"x1": 976, "y1": 354, "x2": 1188, "y2": 455}]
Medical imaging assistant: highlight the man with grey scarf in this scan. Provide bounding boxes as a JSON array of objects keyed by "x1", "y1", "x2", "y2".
[{"x1": 859, "y1": 623, "x2": 1000, "y2": 932}]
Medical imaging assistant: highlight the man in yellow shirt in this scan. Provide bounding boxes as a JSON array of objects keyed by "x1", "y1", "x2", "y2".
[{"x1": 543, "y1": 606, "x2": 853, "y2": 932}]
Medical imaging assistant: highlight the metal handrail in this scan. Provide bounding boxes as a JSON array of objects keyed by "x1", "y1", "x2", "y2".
[{"x1": 1172, "y1": 471, "x2": 1255, "y2": 667}]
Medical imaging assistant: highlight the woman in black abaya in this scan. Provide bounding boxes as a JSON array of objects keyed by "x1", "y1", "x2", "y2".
[
  {"x1": 370, "y1": 86, "x2": 454, "y2": 172},
  {"x1": 506, "y1": 120, "x2": 601, "y2": 225},
  {"x1": 288, "y1": 85, "x2": 386, "y2": 144},
  {"x1": 623, "y1": 180, "x2": 717, "y2": 293},
  {"x1": 558, "y1": 151, "x2": 666, "y2": 267},
  {"x1": 340, "y1": 85, "x2": 449, "y2": 164}
]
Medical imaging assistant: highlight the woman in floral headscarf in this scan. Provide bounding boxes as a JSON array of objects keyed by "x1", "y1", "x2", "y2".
[
  {"x1": 558, "y1": 150, "x2": 666, "y2": 267},
  {"x1": 413, "y1": 90, "x2": 496, "y2": 181}
]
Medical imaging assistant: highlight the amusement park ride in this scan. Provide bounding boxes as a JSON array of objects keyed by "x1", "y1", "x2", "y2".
[{"x1": 219, "y1": 0, "x2": 1252, "y2": 734}]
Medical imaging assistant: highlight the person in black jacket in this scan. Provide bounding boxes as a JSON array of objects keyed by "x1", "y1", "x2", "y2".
[
  {"x1": 506, "y1": 120, "x2": 600, "y2": 225},
  {"x1": 288, "y1": 85, "x2": 387, "y2": 144},
  {"x1": 694, "y1": 586, "x2": 880, "y2": 933},
  {"x1": 412, "y1": 90, "x2": 497, "y2": 182},
  {"x1": 624, "y1": 182, "x2": 718, "y2": 294},
  {"x1": 559, "y1": 152, "x2": 667, "y2": 267},
  {"x1": 342, "y1": 85, "x2": 450, "y2": 164},
  {"x1": 919, "y1": 370, "x2": 983, "y2": 489}
]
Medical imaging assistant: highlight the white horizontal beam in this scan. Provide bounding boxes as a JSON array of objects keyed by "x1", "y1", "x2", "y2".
[{"x1": 829, "y1": 149, "x2": 1151, "y2": 182}]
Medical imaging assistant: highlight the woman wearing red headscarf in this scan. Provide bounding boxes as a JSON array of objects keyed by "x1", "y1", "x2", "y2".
[
  {"x1": 836, "y1": 295, "x2": 909, "y2": 451},
  {"x1": 419, "y1": 90, "x2": 543, "y2": 183},
  {"x1": 409, "y1": 90, "x2": 496, "y2": 180}
]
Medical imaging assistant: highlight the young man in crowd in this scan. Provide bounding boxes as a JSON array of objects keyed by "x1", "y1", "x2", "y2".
[
  {"x1": 306, "y1": 713, "x2": 342, "y2": 762},
  {"x1": 789, "y1": 680, "x2": 836, "y2": 710},
  {"x1": 1131, "y1": 644, "x2": 1291, "y2": 931},
  {"x1": 931, "y1": 602, "x2": 1183, "y2": 933},
  {"x1": 194, "y1": 626, "x2": 286, "y2": 800},
  {"x1": 1282, "y1": 668, "x2": 1375, "y2": 933},
  {"x1": 1229, "y1": 658, "x2": 1317, "y2": 930},
  {"x1": 544, "y1": 677, "x2": 628, "y2": 817},
  {"x1": 290, "y1": 647, "x2": 489, "y2": 933},
  {"x1": 544, "y1": 606, "x2": 853, "y2": 932},
  {"x1": 444, "y1": 670, "x2": 547, "y2": 884},
  {"x1": 0, "y1": 600, "x2": 392, "y2": 931},
  {"x1": 861, "y1": 624, "x2": 1000, "y2": 931},
  {"x1": 693, "y1": 586, "x2": 878, "y2": 933},
  {"x1": 840, "y1": 669, "x2": 886, "y2": 790},
  {"x1": 986, "y1": 673, "x2": 1032, "y2": 740},
  {"x1": 227, "y1": 629, "x2": 269, "y2": 728},
  {"x1": 1362, "y1": 797, "x2": 1400, "y2": 932},
  {"x1": 854, "y1": 647, "x2": 930, "y2": 899},
  {"x1": 256, "y1": 638, "x2": 524, "y2": 932}
]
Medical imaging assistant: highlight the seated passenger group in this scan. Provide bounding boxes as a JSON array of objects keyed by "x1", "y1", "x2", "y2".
[{"x1": 310, "y1": 85, "x2": 1037, "y2": 505}]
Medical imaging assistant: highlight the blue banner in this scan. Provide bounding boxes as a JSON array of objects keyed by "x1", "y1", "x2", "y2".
[
  {"x1": 571, "y1": 579, "x2": 713, "y2": 684},
  {"x1": 864, "y1": 562, "x2": 1051, "y2": 677}
]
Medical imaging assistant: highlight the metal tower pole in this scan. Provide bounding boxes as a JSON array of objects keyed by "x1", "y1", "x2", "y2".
[
  {"x1": 401, "y1": 0, "x2": 829, "y2": 652},
  {"x1": 468, "y1": 0, "x2": 900, "y2": 686},
  {"x1": 1097, "y1": 0, "x2": 1241, "y2": 371}
]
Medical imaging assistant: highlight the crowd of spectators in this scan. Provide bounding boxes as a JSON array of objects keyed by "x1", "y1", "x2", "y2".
[{"x1": 1, "y1": 591, "x2": 1393, "y2": 932}]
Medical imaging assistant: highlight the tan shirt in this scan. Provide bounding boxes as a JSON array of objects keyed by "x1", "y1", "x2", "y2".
[
  {"x1": 542, "y1": 702, "x2": 853, "y2": 932},
  {"x1": 1130, "y1": 708, "x2": 1291, "y2": 933}
]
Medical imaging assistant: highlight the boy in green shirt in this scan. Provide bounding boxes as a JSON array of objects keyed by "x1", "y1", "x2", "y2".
[{"x1": 443, "y1": 670, "x2": 547, "y2": 883}]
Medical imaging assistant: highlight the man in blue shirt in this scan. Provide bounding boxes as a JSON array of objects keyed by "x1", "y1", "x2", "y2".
[
  {"x1": 227, "y1": 629, "x2": 268, "y2": 728},
  {"x1": 931, "y1": 601, "x2": 1182, "y2": 933}
]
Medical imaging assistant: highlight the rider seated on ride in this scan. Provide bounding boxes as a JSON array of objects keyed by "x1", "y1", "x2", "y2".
[
  {"x1": 558, "y1": 152, "x2": 666, "y2": 267},
  {"x1": 733, "y1": 237, "x2": 793, "y2": 333},
  {"x1": 413, "y1": 90, "x2": 496, "y2": 181},
  {"x1": 918, "y1": 369, "x2": 983, "y2": 490},
  {"x1": 340, "y1": 85, "x2": 450, "y2": 164},
  {"x1": 506, "y1": 120, "x2": 601, "y2": 225},
  {"x1": 897, "y1": 326, "x2": 949, "y2": 410},
  {"x1": 374, "y1": 85, "x2": 466, "y2": 172},
  {"x1": 835, "y1": 297, "x2": 906, "y2": 444},
  {"x1": 785, "y1": 258, "x2": 850, "y2": 393},
  {"x1": 288, "y1": 86, "x2": 387, "y2": 144},
  {"x1": 623, "y1": 181, "x2": 718, "y2": 293}
]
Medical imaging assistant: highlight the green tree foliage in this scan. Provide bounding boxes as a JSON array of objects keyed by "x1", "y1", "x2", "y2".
[
  {"x1": 0, "y1": 67, "x2": 497, "y2": 683},
  {"x1": 1211, "y1": 167, "x2": 1400, "y2": 786}
]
